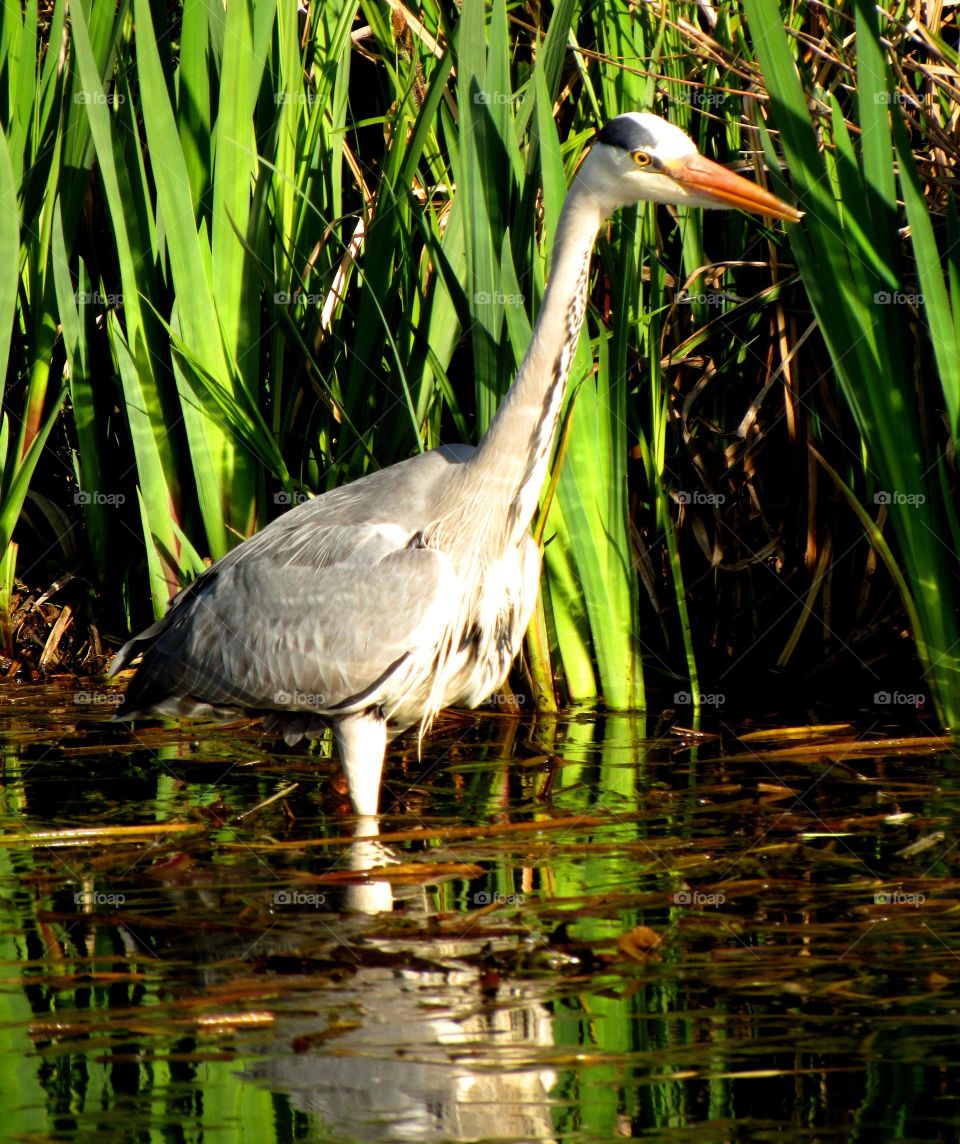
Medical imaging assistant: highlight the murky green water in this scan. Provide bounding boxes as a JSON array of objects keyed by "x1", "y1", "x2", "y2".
[{"x1": 1, "y1": 684, "x2": 959, "y2": 1141}]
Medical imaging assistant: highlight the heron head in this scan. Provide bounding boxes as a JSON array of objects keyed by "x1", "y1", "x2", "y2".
[{"x1": 582, "y1": 111, "x2": 802, "y2": 223}]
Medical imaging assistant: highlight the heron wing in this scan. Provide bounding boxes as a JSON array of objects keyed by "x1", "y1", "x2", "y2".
[{"x1": 114, "y1": 522, "x2": 461, "y2": 720}]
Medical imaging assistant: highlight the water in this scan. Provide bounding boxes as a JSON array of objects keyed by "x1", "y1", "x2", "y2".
[{"x1": 1, "y1": 684, "x2": 959, "y2": 1141}]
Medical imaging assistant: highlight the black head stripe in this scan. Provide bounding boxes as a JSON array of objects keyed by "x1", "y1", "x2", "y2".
[{"x1": 597, "y1": 116, "x2": 657, "y2": 153}]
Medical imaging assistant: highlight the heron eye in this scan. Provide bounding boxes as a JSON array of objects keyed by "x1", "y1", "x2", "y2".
[{"x1": 631, "y1": 150, "x2": 652, "y2": 168}]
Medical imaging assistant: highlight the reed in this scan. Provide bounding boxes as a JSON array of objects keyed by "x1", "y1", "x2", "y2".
[{"x1": 1, "y1": 0, "x2": 956, "y2": 728}]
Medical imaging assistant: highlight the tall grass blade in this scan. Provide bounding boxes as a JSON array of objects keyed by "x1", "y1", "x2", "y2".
[
  {"x1": 743, "y1": 0, "x2": 960, "y2": 724},
  {"x1": 0, "y1": 128, "x2": 17, "y2": 406}
]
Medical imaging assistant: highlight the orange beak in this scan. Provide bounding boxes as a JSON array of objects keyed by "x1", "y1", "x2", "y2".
[{"x1": 670, "y1": 153, "x2": 802, "y2": 223}]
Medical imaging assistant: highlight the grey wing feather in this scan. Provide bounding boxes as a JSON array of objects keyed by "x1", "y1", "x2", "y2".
[
  {"x1": 113, "y1": 529, "x2": 459, "y2": 719},
  {"x1": 110, "y1": 445, "x2": 476, "y2": 722}
]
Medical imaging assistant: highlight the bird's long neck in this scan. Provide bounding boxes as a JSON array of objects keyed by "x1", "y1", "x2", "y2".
[{"x1": 469, "y1": 184, "x2": 605, "y2": 542}]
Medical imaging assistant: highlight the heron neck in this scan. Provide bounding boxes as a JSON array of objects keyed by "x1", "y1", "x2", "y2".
[{"x1": 470, "y1": 183, "x2": 605, "y2": 541}]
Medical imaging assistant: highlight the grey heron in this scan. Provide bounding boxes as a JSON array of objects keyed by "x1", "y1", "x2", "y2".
[{"x1": 110, "y1": 112, "x2": 800, "y2": 816}]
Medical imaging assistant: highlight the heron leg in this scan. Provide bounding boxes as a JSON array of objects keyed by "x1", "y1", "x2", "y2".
[
  {"x1": 344, "y1": 818, "x2": 394, "y2": 913},
  {"x1": 333, "y1": 712, "x2": 387, "y2": 816}
]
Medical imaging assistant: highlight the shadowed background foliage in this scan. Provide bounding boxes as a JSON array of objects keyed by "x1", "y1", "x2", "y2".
[{"x1": 1, "y1": 0, "x2": 958, "y2": 727}]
